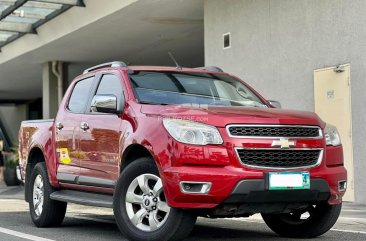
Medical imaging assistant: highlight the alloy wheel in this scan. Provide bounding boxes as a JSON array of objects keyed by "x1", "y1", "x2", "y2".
[
  {"x1": 33, "y1": 174, "x2": 44, "y2": 217},
  {"x1": 125, "y1": 174, "x2": 171, "y2": 232}
]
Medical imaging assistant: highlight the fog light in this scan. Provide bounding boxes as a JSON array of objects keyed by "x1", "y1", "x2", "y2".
[
  {"x1": 180, "y1": 181, "x2": 212, "y2": 194},
  {"x1": 339, "y1": 180, "x2": 347, "y2": 192}
]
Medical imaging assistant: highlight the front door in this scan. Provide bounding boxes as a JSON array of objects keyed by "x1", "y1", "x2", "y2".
[
  {"x1": 314, "y1": 64, "x2": 354, "y2": 201},
  {"x1": 55, "y1": 76, "x2": 95, "y2": 184},
  {"x1": 78, "y1": 74, "x2": 125, "y2": 188}
]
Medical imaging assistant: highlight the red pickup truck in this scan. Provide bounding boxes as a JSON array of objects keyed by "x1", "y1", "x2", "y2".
[{"x1": 19, "y1": 61, "x2": 347, "y2": 241}]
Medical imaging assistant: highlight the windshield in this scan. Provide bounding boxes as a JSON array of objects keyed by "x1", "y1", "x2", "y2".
[{"x1": 128, "y1": 71, "x2": 267, "y2": 108}]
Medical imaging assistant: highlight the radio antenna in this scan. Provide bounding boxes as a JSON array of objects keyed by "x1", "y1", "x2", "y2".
[{"x1": 168, "y1": 52, "x2": 182, "y2": 70}]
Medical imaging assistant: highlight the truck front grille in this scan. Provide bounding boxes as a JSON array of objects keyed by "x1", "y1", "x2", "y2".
[
  {"x1": 235, "y1": 149, "x2": 323, "y2": 169},
  {"x1": 227, "y1": 125, "x2": 322, "y2": 138}
]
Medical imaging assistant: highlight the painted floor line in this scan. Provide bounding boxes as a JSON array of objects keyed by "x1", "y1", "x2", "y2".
[
  {"x1": 342, "y1": 209, "x2": 366, "y2": 213},
  {"x1": 0, "y1": 227, "x2": 55, "y2": 241},
  {"x1": 338, "y1": 216, "x2": 366, "y2": 222},
  {"x1": 0, "y1": 199, "x2": 20, "y2": 202},
  {"x1": 331, "y1": 228, "x2": 366, "y2": 235}
]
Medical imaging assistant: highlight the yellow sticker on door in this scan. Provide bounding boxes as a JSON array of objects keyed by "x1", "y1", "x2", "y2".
[{"x1": 60, "y1": 148, "x2": 71, "y2": 164}]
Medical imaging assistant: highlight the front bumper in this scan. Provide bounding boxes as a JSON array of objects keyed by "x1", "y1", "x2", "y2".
[
  {"x1": 162, "y1": 165, "x2": 347, "y2": 209},
  {"x1": 224, "y1": 178, "x2": 330, "y2": 203}
]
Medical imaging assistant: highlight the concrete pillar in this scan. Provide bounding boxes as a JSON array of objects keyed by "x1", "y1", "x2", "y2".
[{"x1": 42, "y1": 61, "x2": 68, "y2": 119}]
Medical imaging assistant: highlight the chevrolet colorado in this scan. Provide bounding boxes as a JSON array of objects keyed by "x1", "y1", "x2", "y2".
[{"x1": 19, "y1": 61, "x2": 347, "y2": 241}]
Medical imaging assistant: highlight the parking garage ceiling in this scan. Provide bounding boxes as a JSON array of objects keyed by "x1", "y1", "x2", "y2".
[
  {"x1": 0, "y1": 0, "x2": 85, "y2": 49},
  {"x1": 0, "y1": 0, "x2": 204, "y2": 101}
]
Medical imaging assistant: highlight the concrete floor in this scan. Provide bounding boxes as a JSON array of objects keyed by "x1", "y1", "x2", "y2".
[{"x1": 0, "y1": 183, "x2": 365, "y2": 241}]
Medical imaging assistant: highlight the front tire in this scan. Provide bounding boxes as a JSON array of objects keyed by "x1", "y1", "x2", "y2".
[
  {"x1": 29, "y1": 162, "x2": 67, "y2": 227},
  {"x1": 113, "y1": 157, "x2": 197, "y2": 241},
  {"x1": 262, "y1": 203, "x2": 342, "y2": 238}
]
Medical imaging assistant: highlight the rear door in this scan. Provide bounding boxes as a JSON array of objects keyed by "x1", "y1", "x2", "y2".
[
  {"x1": 55, "y1": 76, "x2": 95, "y2": 184},
  {"x1": 78, "y1": 73, "x2": 125, "y2": 188}
]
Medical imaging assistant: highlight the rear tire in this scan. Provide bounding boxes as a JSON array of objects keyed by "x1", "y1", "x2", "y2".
[
  {"x1": 114, "y1": 157, "x2": 197, "y2": 241},
  {"x1": 262, "y1": 203, "x2": 342, "y2": 238},
  {"x1": 29, "y1": 162, "x2": 67, "y2": 227}
]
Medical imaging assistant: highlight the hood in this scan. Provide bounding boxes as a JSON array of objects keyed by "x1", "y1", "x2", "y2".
[{"x1": 140, "y1": 105, "x2": 325, "y2": 128}]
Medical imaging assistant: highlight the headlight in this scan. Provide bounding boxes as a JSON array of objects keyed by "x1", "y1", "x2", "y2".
[
  {"x1": 324, "y1": 124, "x2": 341, "y2": 146},
  {"x1": 163, "y1": 119, "x2": 223, "y2": 145}
]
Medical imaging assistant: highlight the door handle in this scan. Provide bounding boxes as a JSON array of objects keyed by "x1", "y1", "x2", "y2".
[
  {"x1": 56, "y1": 122, "x2": 63, "y2": 131},
  {"x1": 80, "y1": 122, "x2": 89, "y2": 131}
]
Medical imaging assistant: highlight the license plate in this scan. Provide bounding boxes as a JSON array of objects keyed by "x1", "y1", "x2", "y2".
[{"x1": 268, "y1": 172, "x2": 310, "y2": 190}]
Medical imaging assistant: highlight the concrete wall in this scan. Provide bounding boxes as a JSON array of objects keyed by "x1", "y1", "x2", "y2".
[
  {"x1": 0, "y1": 105, "x2": 27, "y2": 145},
  {"x1": 205, "y1": 0, "x2": 366, "y2": 203}
]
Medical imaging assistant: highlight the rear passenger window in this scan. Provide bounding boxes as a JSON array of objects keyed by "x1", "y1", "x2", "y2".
[{"x1": 68, "y1": 77, "x2": 94, "y2": 113}]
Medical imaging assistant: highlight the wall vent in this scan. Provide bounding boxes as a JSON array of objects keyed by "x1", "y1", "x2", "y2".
[{"x1": 223, "y1": 32, "x2": 231, "y2": 49}]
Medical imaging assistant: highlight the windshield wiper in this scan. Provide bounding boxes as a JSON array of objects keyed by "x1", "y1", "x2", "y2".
[
  {"x1": 139, "y1": 101, "x2": 169, "y2": 106},
  {"x1": 228, "y1": 99, "x2": 267, "y2": 108}
]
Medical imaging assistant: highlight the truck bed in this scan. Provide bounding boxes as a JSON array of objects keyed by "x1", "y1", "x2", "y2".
[
  {"x1": 21, "y1": 119, "x2": 54, "y2": 124},
  {"x1": 18, "y1": 119, "x2": 55, "y2": 184}
]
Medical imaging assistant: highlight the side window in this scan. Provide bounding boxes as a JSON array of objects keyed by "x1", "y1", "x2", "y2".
[
  {"x1": 95, "y1": 74, "x2": 124, "y2": 107},
  {"x1": 68, "y1": 77, "x2": 94, "y2": 113}
]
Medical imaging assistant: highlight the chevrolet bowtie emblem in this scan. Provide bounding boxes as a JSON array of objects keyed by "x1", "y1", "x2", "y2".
[{"x1": 271, "y1": 138, "x2": 296, "y2": 148}]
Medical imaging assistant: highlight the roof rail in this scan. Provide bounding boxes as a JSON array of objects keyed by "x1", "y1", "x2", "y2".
[
  {"x1": 83, "y1": 61, "x2": 127, "y2": 74},
  {"x1": 195, "y1": 66, "x2": 224, "y2": 72}
]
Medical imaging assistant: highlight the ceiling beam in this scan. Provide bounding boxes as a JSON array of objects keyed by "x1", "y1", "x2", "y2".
[{"x1": 29, "y1": 0, "x2": 84, "y2": 7}]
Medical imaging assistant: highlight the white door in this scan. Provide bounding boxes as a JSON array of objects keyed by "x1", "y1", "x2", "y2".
[{"x1": 314, "y1": 64, "x2": 354, "y2": 201}]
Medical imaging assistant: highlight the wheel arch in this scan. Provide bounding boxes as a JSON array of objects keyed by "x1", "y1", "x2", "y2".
[
  {"x1": 120, "y1": 144, "x2": 155, "y2": 173},
  {"x1": 25, "y1": 147, "x2": 46, "y2": 202}
]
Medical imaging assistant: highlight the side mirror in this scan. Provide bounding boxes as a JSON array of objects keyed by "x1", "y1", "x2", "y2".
[
  {"x1": 91, "y1": 94, "x2": 119, "y2": 114},
  {"x1": 268, "y1": 100, "x2": 282, "y2": 108}
]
